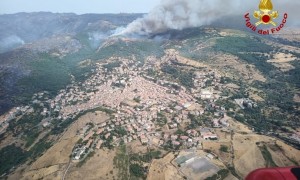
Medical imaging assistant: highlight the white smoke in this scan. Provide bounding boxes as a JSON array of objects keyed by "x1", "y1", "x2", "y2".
[
  {"x1": 88, "y1": 32, "x2": 109, "y2": 48},
  {"x1": 88, "y1": 28, "x2": 127, "y2": 48},
  {"x1": 119, "y1": 0, "x2": 245, "y2": 36},
  {"x1": 0, "y1": 35, "x2": 25, "y2": 53},
  {"x1": 118, "y1": 0, "x2": 299, "y2": 36}
]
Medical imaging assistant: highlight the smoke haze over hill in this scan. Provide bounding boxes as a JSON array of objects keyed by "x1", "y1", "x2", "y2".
[{"x1": 119, "y1": 0, "x2": 300, "y2": 36}]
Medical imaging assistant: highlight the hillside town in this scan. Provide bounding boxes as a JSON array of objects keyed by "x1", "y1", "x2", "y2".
[
  {"x1": 1, "y1": 49, "x2": 299, "y2": 164},
  {"x1": 1, "y1": 44, "x2": 300, "y2": 180}
]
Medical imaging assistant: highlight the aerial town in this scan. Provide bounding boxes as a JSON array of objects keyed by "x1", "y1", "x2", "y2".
[
  {"x1": 1, "y1": 49, "x2": 299, "y2": 149},
  {"x1": 0, "y1": 49, "x2": 299, "y2": 179}
]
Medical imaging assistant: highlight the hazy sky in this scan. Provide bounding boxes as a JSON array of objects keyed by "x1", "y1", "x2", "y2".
[{"x1": 0, "y1": 0, "x2": 161, "y2": 14}]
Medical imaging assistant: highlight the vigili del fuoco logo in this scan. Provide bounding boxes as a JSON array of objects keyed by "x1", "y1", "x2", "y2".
[{"x1": 244, "y1": 0, "x2": 288, "y2": 35}]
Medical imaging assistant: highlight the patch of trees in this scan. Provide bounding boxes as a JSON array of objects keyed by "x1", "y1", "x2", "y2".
[
  {"x1": 258, "y1": 144, "x2": 277, "y2": 167},
  {"x1": 95, "y1": 40, "x2": 164, "y2": 63},
  {"x1": 215, "y1": 36, "x2": 273, "y2": 54},
  {"x1": 103, "y1": 61, "x2": 121, "y2": 71},
  {"x1": 8, "y1": 108, "x2": 43, "y2": 134},
  {"x1": 0, "y1": 134, "x2": 52, "y2": 175},
  {"x1": 220, "y1": 145, "x2": 229, "y2": 152},
  {"x1": 9, "y1": 48, "x2": 96, "y2": 112},
  {"x1": 253, "y1": 80, "x2": 296, "y2": 112},
  {"x1": 215, "y1": 99, "x2": 236, "y2": 110},
  {"x1": 24, "y1": 128, "x2": 40, "y2": 148},
  {"x1": 130, "y1": 151, "x2": 161, "y2": 163},
  {"x1": 139, "y1": 151, "x2": 161, "y2": 162},
  {"x1": 133, "y1": 96, "x2": 141, "y2": 103},
  {"x1": 128, "y1": 150, "x2": 161, "y2": 178},
  {"x1": 161, "y1": 64, "x2": 194, "y2": 88},
  {"x1": 147, "y1": 68, "x2": 157, "y2": 77},
  {"x1": 214, "y1": 36, "x2": 274, "y2": 76},
  {"x1": 0, "y1": 144, "x2": 28, "y2": 175},
  {"x1": 188, "y1": 113, "x2": 203, "y2": 128},
  {"x1": 269, "y1": 37, "x2": 300, "y2": 48},
  {"x1": 129, "y1": 164, "x2": 145, "y2": 178},
  {"x1": 215, "y1": 36, "x2": 300, "y2": 127},
  {"x1": 76, "y1": 151, "x2": 96, "y2": 167},
  {"x1": 286, "y1": 61, "x2": 300, "y2": 89},
  {"x1": 234, "y1": 114, "x2": 245, "y2": 122},
  {"x1": 19, "y1": 56, "x2": 71, "y2": 95},
  {"x1": 113, "y1": 126, "x2": 127, "y2": 136},
  {"x1": 156, "y1": 112, "x2": 167, "y2": 127},
  {"x1": 29, "y1": 136, "x2": 52, "y2": 158},
  {"x1": 175, "y1": 129, "x2": 188, "y2": 136},
  {"x1": 52, "y1": 106, "x2": 115, "y2": 135}
]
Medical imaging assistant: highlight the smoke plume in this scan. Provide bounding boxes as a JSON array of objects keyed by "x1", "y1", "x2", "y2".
[
  {"x1": 119, "y1": 0, "x2": 243, "y2": 36},
  {"x1": 118, "y1": 0, "x2": 299, "y2": 36},
  {"x1": 0, "y1": 35, "x2": 25, "y2": 53}
]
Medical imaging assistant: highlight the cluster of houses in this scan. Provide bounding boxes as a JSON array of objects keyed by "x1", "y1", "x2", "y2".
[
  {"x1": 0, "y1": 53, "x2": 224, "y2": 132},
  {"x1": 72, "y1": 111, "x2": 223, "y2": 161},
  {"x1": 2, "y1": 54, "x2": 228, "y2": 153},
  {"x1": 1, "y1": 55, "x2": 227, "y2": 148},
  {"x1": 69, "y1": 79, "x2": 227, "y2": 159},
  {"x1": 212, "y1": 114, "x2": 230, "y2": 128},
  {"x1": 192, "y1": 71, "x2": 222, "y2": 100}
]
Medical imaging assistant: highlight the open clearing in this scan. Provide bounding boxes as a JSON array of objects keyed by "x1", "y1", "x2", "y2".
[
  {"x1": 147, "y1": 152, "x2": 182, "y2": 180},
  {"x1": 202, "y1": 141, "x2": 232, "y2": 164},
  {"x1": 267, "y1": 53, "x2": 297, "y2": 71},
  {"x1": 19, "y1": 112, "x2": 109, "y2": 180},
  {"x1": 66, "y1": 149, "x2": 117, "y2": 180},
  {"x1": 293, "y1": 93, "x2": 300, "y2": 103},
  {"x1": 232, "y1": 133, "x2": 300, "y2": 178},
  {"x1": 209, "y1": 53, "x2": 266, "y2": 82},
  {"x1": 267, "y1": 53, "x2": 297, "y2": 63}
]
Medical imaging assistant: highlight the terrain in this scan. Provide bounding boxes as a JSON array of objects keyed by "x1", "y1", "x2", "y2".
[
  {"x1": 0, "y1": 12, "x2": 143, "y2": 114},
  {"x1": 0, "y1": 12, "x2": 299, "y2": 180}
]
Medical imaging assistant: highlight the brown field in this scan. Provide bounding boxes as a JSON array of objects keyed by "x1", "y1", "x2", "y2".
[
  {"x1": 195, "y1": 117, "x2": 300, "y2": 179},
  {"x1": 202, "y1": 141, "x2": 232, "y2": 164},
  {"x1": 215, "y1": 129, "x2": 231, "y2": 141},
  {"x1": 268, "y1": 144, "x2": 296, "y2": 167},
  {"x1": 273, "y1": 140, "x2": 300, "y2": 163},
  {"x1": 16, "y1": 112, "x2": 109, "y2": 180},
  {"x1": 66, "y1": 149, "x2": 117, "y2": 180},
  {"x1": 249, "y1": 93, "x2": 264, "y2": 102},
  {"x1": 267, "y1": 53, "x2": 297, "y2": 63},
  {"x1": 147, "y1": 152, "x2": 182, "y2": 180},
  {"x1": 272, "y1": 63, "x2": 295, "y2": 72},
  {"x1": 163, "y1": 49, "x2": 207, "y2": 68},
  {"x1": 209, "y1": 53, "x2": 266, "y2": 82},
  {"x1": 22, "y1": 165, "x2": 62, "y2": 180},
  {"x1": 225, "y1": 83, "x2": 240, "y2": 90},
  {"x1": 176, "y1": 55, "x2": 207, "y2": 68},
  {"x1": 232, "y1": 133, "x2": 300, "y2": 178},
  {"x1": 127, "y1": 140, "x2": 148, "y2": 154},
  {"x1": 218, "y1": 29, "x2": 249, "y2": 37},
  {"x1": 232, "y1": 134, "x2": 266, "y2": 177},
  {"x1": 228, "y1": 118, "x2": 253, "y2": 134},
  {"x1": 248, "y1": 87, "x2": 265, "y2": 102}
]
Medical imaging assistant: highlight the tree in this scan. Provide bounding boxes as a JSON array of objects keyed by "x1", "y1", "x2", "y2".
[
  {"x1": 130, "y1": 164, "x2": 144, "y2": 177},
  {"x1": 220, "y1": 145, "x2": 229, "y2": 152}
]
